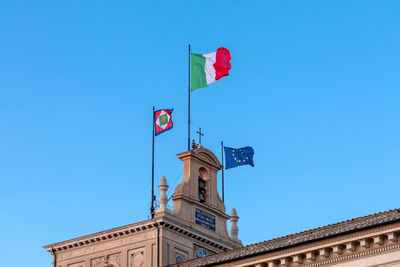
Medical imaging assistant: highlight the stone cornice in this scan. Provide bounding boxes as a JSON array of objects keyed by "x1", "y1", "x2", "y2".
[
  {"x1": 302, "y1": 243, "x2": 400, "y2": 267},
  {"x1": 177, "y1": 148, "x2": 222, "y2": 170},
  {"x1": 213, "y1": 223, "x2": 400, "y2": 267},
  {"x1": 161, "y1": 217, "x2": 236, "y2": 250},
  {"x1": 243, "y1": 221, "x2": 400, "y2": 264},
  {"x1": 44, "y1": 216, "x2": 235, "y2": 253},
  {"x1": 173, "y1": 209, "x2": 400, "y2": 267},
  {"x1": 171, "y1": 194, "x2": 230, "y2": 220},
  {"x1": 43, "y1": 219, "x2": 157, "y2": 252}
]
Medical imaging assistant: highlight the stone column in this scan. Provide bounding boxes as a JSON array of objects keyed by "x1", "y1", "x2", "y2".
[
  {"x1": 157, "y1": 176, "x2": 169, "y2": 212},
  {"x1": 230, "y1": 208, "x2": 241, "y2": 242}
]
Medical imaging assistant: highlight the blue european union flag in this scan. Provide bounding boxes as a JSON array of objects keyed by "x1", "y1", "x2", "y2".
[{"x1": 224, "y1": 146, "x2": 254, "y2": 169}]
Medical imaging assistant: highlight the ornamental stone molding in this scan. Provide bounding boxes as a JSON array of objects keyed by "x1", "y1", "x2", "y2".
[
  {"x1": 128, "y1": 248, "x2": 145, "y2": 267},
  {"x1": 225, "y1": 229, "x2": 400, "y2": 267},
  {"x1": 91, "y1": 253, "x2": 120, "y2": 267},
  {"x1": 172, "y1": 209, "x2": 400, "y2": 267},
  {"x1": 44, "y1": 217, "x2": 236, "y2": 256},
  {"x1": 179, "y1": 229, "x2": 400, "y2": 267}
]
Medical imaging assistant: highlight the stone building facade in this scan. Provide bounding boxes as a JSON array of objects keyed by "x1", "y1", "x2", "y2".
[
  {"x1": 172, "y1": 209, "x2": 400, "y2": 267},
  {"x1": 44, "y1": 147, "x2": 242, "y2": 267},
  {"x1": 45, "y1": 147, "x2": 400, "y2": 267}
]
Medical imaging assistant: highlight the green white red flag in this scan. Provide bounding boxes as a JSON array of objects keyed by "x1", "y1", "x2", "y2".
[
  {"x1": 154, "y1": 109, "x2": 173, "y2": 136},
  {"x1": 191, "y1": 47, "x2": 231, "y2": 91}
]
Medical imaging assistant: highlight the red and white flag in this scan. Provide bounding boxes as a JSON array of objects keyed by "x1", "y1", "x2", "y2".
[{"x1": 154, "y1": 109, "x2": 173, "y2": 136}]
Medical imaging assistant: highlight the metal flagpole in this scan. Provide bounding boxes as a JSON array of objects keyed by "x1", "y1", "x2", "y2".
[
  {"x1": 151, "y1": 106, "x2": 155, "y2": 218},
  {"x1": 221, "y1": 140, "x2": 225, "y2": 203},
  {"x1": 188, "y1": 44, "x2": 191, "y2": 151}
]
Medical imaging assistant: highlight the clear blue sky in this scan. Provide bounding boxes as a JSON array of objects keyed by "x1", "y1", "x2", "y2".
[{"x1": 1, "y1": 1, "x2": 400, "y2": 266}]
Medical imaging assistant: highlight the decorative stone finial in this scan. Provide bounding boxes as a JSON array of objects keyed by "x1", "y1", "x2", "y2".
[
  {"x1": 156, "y1": 176, "x2": 169, "y2": 213},
  {"x1": 160, "y1": 175, "x2": 167, "y2": 185},
  {"x1": 230, "y1": 208, "x2": 241, "y2": 242},
  {"x1": 231, "y1": 208, "x2": 238, "y2": 216}
]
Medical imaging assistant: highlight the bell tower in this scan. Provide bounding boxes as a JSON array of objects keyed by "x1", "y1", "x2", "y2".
[
  {"x1": 45, "y1": 146, "x2": 242, "y2": 267},
  {"x1": 171, "y1": 146, "x2": 240, "y2": 246}
]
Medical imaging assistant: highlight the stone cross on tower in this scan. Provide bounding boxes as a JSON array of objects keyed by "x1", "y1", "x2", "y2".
[{"x1": 196, "y1": 127, "x2": 204, "y2": 144}]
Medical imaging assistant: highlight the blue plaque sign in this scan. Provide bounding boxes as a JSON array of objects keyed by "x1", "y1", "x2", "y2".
[{"x1": 195, "y1": 208, "x2": 215, "y2": 231}]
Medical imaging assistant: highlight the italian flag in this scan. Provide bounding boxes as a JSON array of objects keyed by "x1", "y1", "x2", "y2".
[{"x1": 191, "y1": 47, "x2": 231, "y2": 91}]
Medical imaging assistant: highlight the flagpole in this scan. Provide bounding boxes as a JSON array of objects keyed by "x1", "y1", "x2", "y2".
[
  {"x1": 188, "y1": 44, "x2": 191, "y2": 151},
  {"x1": 221, "y1": 140, "x2": 225, "y2": 203},
  {"x1": 151, "y1": 106, "x2": 155, "y2": 218}
]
